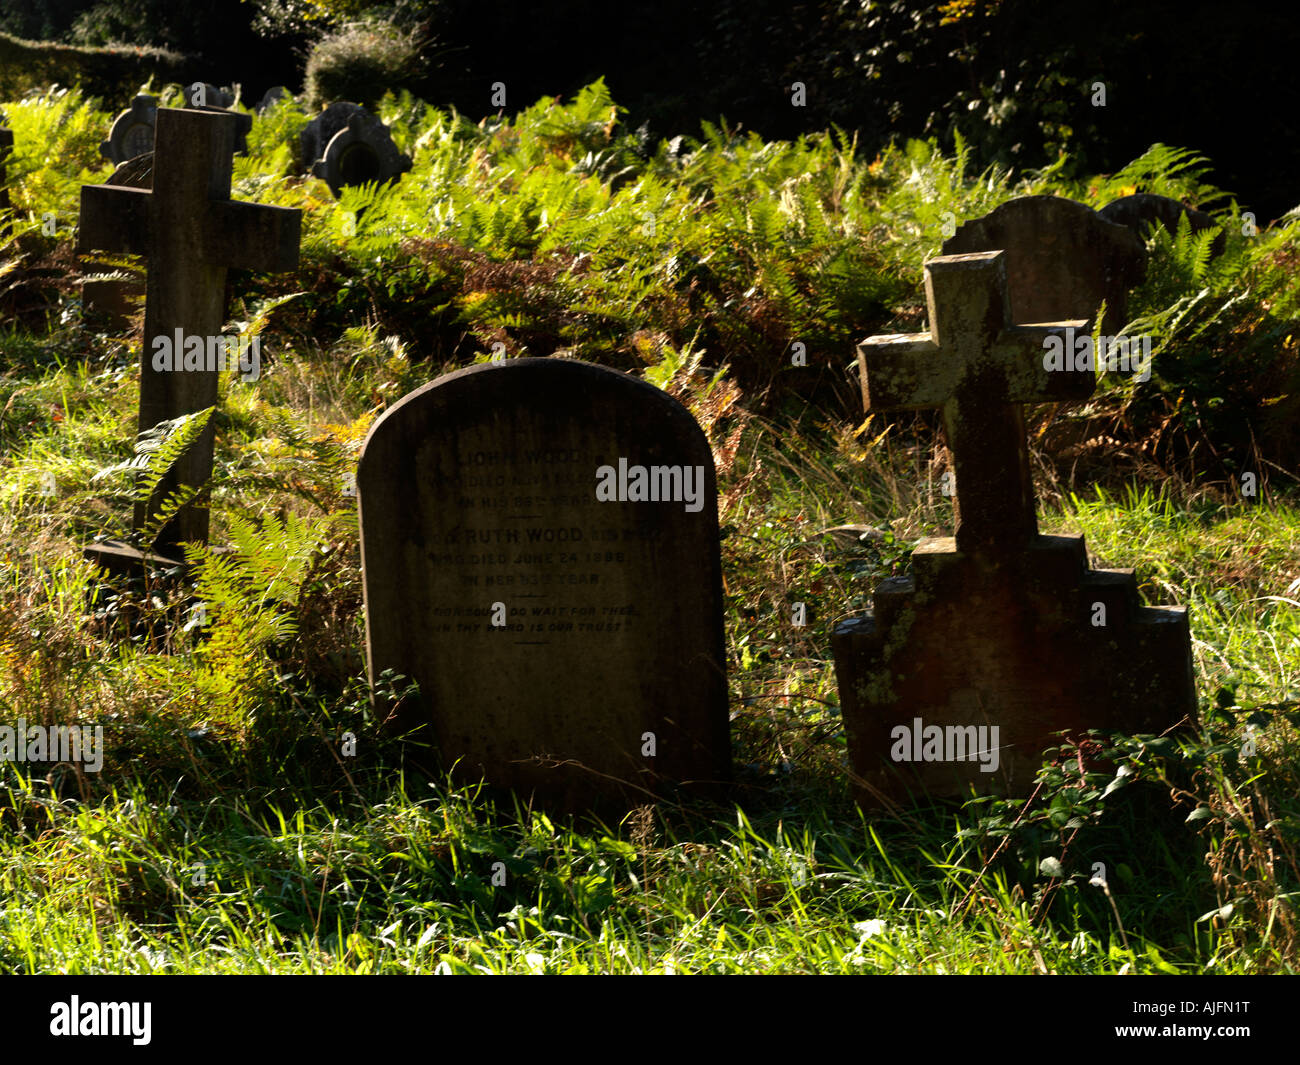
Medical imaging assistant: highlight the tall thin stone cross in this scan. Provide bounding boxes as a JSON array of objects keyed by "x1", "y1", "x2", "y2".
[
  {"x1": 857, "y1": 250, "x2": 1091, "y2": 554},
  {"x1": 78, "y1": 107, "x2": 301, "y2": 557}
]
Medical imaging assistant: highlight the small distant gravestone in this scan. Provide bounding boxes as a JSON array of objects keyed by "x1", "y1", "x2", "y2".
[
  {"x1": 299, "y1": 102, "x2": 366, "y2": 168},
  {"x1": 300, "y1": 102, "x2": 411, "y2": 198},
  {"x1": 0, "y1": 126, "x2": 12, "y2": 239},
  {"x1": 183, "y1": 83, "x2": 236, "y2": 110},
  {"x1": 82, "y1": 153, "x2": 153, "y2": 332},
  {"x1": 358, "y1": 357, "x2": 731, "y2": 810},
  {"x1": 1099, "y1": 193, "x2": 1225, "y2": 256},
  {"x1": 255, "y1": 86, "x2": 293, "y2": 114},
  {"x1": 943, "y1": 195, "x2": 1147, "y2": 335},
  {"x1": 832, "y1": 251, "x2": 1195, "y2": 800},
  {"x1": 78, "y1": 107, "x2": 301, "y2": 566},
  {"x1": 100, "y1": 96, "x2": 158, "y2": 164}
]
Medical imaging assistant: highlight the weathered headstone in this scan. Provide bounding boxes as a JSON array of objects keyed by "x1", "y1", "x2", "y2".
[
  {"x1": 301, "y1": 102, "x2": 411, "y2": 198},
  {"x1": 358, "y1": 357, "x2": 731, "y2": 810},
  {"x1": 831, "y1": 252, "x2": 1195, "y2": 800},
  {"x1": 78, "y1": 107, "x2": 301, "y2": 565},
  {"x1": 1099, "y1": 193, "x2": 1225, "y2": 256},
  {"x1": 183, "y1": 83, "x2": 237, "y2": 110},
  {"x1": 0, "y1": 126, "x2": 12, "y2": 240},
  {"x1": 82, "y1": 153, "x2": 152, "y2": 332},
  {"x1": 255, "y1": 86, "x2": 293, "y2": 114},
  {"x1": 300, "y1": 102, "x2": 366, "y2": 168},
  {"x1": 100, "y1": 96, "x2": 158, "y2": 164},
  {"x1": 943, "y1": 195, "x2": 1147, "y2": 335}
]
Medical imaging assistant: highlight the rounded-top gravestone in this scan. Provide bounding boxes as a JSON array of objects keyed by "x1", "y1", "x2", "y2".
[
  {"x1": 299, "y1": 102, "x2": 367, "y2": 167},
  {"x1": 943, "y1": 195, "x2": 1147, "y2": 335},
  {"x1": 357, "y1": 357, "x2": 731, "y2": 811},
  {"x1": 1099, "y1": 193, "x2": 1225, "y2": 256},
  {"x1": 300, "y1": 102, "x2": 411, "y2": 198},
  {"x1": 255, "y1": 86, "x2": 293, "y2": 114},
  {"x1": 183, "y1": 82, "x2": 237, "y2": 110},
  {"x1": 100, "y1": 96, "x2": 158, "y2": 164}
]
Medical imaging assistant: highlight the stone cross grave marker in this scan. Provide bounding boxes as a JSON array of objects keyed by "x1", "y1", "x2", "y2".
[
  {"x1": 0, "y1": 126, "x2": 12, "y2": 239},
  {"x1": 943, "y1": 195, "x2": 1147, "y2": 335},
  {"x1": 831, "y1": 251, "x2": 1195, "y2": 799},
  {"x1": 79, "y1": 107, "x2": 301, "y2": 564},
  {"x1": 358, "y1": 357, "x2": 731, "y2": 810}
]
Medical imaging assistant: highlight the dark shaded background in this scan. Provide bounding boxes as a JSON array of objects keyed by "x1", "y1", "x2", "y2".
[{"x1": 2, "y1": 0, "x2": 1297, "y2": 220}]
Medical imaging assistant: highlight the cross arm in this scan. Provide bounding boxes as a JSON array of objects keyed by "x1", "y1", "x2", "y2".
[
  {"x1": 78, "y1": 184, "x2": 151, "y2": 255},
  {"x1": 856, "y1": 332, "x2": 961, "y2": 411},
  {"x1": 204, "y1": 201, "x2": 301, "y2": 272},
  {"x1": 994, "y1": 321, "x2": 1096, "y2": 404}
]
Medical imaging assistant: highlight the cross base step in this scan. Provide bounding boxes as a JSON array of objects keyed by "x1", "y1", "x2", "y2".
[
  {"x1": 831, "y1": 533, "x2": 1196, "y2": 801},
  {"x1": 83, "y1": 539, "x2": 187, "y2": 579},
  {"x1": 83, "y1": 540, "x2": 200, "y2": 647}
]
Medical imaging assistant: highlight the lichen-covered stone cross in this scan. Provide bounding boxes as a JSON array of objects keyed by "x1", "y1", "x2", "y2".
[
  {"x1": 857, "y1": 250, "x2": 1091, "y2": 554},
  {"x1": 835, "y1": 249, "x2": 1196, "y2": 801}
]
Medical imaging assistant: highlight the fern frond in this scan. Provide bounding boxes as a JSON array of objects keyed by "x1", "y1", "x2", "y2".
[
  {"x1": 93, "y1": 408, "x2": 215, "y2": 504},
  {"x1": 138, "y1": 485, "x2": 205, "y2": 546}
]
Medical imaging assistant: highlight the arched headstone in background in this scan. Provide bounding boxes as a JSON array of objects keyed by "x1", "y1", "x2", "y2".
[
  {"x1": 1099, "y1": 193, "x2": 1226, "y2": 257},
  {"x1": 357, "y1": 358, "x2": 731, "y2": 811},
  {"x1": 299, "y1": 102, "x2": 367, "y2": 173},
  {"x1": 108, "y1": 152, "x2": 155, "y2": 189},
  {"x1": 255, "y1": 86, "x2": 294, "y2": 114},
  {"x1": 100, "y1": 95, "x2": 158, "y2": 164},
  {"x1": 301, "y1": 102, "x2": 411, "y2": 198},
  {"x1": 943, "y1": 195, "x2": 1147, "y2": 335},
  {"x1": 183, "y1": 82, "x2": 236, "y2": 110}
]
